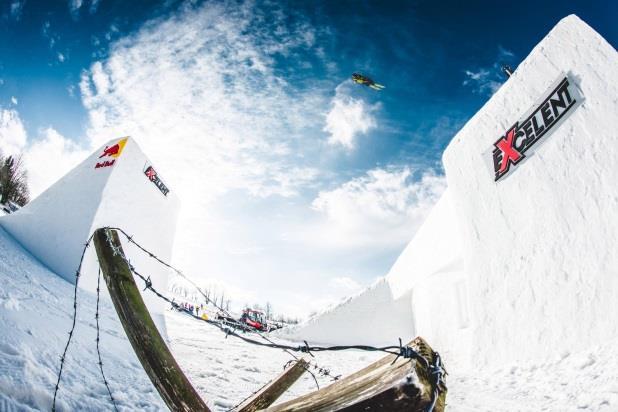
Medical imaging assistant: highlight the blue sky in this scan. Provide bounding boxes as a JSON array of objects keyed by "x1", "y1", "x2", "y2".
[{"x1": 0, "y1": 0, "x2": 615, "y2": 316}]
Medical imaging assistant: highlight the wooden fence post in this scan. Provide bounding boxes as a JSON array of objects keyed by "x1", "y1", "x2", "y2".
[
  {"x1": 93, "y1": 228, "x2": 210, "y2": 412},
  {"x1": 234, "y1": 358, "x2": 308, "y2": 412}
]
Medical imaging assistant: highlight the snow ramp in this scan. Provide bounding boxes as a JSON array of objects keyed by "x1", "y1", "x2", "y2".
[
  {"x1": 285, "y1": 15, "x2": 618, "y2": 369},
  {"x1": 0, "y1": 136, "x2": 180, "y2": 334}
]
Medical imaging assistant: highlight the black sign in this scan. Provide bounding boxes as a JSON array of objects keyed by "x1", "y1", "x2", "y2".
[
  {"x1": 144, "y1": 165, "x2": 170, "y2": 196},
  {"x1": 491, "y1": 75, "x2": 581, "y2": 182}
]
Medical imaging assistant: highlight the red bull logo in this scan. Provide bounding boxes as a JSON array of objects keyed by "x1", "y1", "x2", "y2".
[{"x1": 95, "y1": 138, "x2": 128, "y2": 169}]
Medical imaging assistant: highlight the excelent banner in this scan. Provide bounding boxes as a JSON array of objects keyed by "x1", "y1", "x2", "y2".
[
  {"x1": 143, "y1": 163, "x2": 170, "y2": 196},
  {"x1": 488, "y1": 74, "x2": 583, "y2": 182}
]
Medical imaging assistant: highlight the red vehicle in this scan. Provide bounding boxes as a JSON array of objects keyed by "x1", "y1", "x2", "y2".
[{"x1": 240, "y1": 309, "x2": 267, "y2": 331}]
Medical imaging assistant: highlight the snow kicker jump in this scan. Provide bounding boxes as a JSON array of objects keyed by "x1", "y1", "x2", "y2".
[{"x1": 0, "y1": 137, "x2": 180, "y2": 335}]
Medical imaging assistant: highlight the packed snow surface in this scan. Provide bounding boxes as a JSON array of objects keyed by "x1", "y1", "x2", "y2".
[{"x1": 0, "y1": 227, "x2": 165, "y2": 411}]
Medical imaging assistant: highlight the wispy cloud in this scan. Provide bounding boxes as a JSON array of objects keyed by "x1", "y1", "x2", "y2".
[
  {"x1": 0, "y1": 106, "x2": 88, "y2": 196},
  {"x1": 42, "y1": 21, "x2": 59, "y2": 49},
  {"x1": 9, "y1": 0, "x2": 25, "y2": 21},
  {"x1": 323, "y1": 82, "x2": 379, "y2": 149},
  {"x1": 79, "y1": 1, "x2": 328, "y2": 202},
  {"x1": 89, "y1": 0, "x2": 101, "y2": 14},
  {"x1": 22, "y1": 128, "x2": 89, "y2": 196},
  {"x1": 0, "y1": 107, "x2": 27, "y2": 156},
  {"x1": 68, "y1": 0, "x2": 83, "y2": 20},
  {"x1": 462, "y1": 46, "x2": 516, "y2": 95},
  {"x1": 309, "y1": 166, "x2": 447, "y2": 249}
]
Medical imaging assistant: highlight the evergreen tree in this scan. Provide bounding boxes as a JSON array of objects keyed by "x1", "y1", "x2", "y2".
[{"x1": 0, "y1": 153, "x2": 29, "y2": 206}]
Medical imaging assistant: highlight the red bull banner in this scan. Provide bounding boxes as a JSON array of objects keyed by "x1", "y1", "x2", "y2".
[{"x1": 95, "y1": 137, "x2": 128, "y2": 169}]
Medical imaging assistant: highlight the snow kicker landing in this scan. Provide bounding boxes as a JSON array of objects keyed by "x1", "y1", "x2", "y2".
[
  {"x1": 0, "y1": 137, "x2": 180, "y2": 333},
  {"x1": 287, "y1": 14, "x2": 618, "y2": 372}
]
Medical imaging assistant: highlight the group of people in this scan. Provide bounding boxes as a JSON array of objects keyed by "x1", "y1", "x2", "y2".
[{"x1": 177, "y1": 302, "x2": 204, "y2": 317}]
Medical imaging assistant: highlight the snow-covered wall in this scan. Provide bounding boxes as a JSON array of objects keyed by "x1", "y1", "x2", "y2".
[
  {"x1": 0, "y1": 137, "x2": 180, "y2": 331},
  {"x1": 386, "y1": 190, "x2": 472, "y2": 368},
  {"x1": 442, "y1": 15, "x2": 618, "y2": 366},
  {"x1": 284, "y1": 190, "x2": 468, "y2": 353},
  {"x1": 282, "y1": 278, "x2": 414, "y2": 347}
]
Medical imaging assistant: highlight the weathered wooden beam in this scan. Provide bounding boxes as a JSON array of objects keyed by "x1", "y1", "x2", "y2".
[
  {"x1": 261, "y1": 337, "x2": 447, "y2": 412},
  {"x1": 93, "y1": 228, "x2": 210, "y2": 412},
  {"x1": 234, "y1": 358, "x2": 308, "y2": 412}
]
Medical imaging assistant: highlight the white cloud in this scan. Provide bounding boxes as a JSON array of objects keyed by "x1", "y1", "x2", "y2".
[
  {"x1": 310, "y1": 166, "x2": 447, "y2": 248},
  {"x1": 463, "y1": 69, "x2": 502, "y2": 95},
  {"x1": 57, "y1": 52, "x2": 65, "y2": 63},
  {"x1": 462, "y1": 47, "x2": 516, "y2": 96},
  {"x1": 68, "y1": 0, "x2": 83, "y2": 19},
  {"x1": 323, "y1": 83, "x2": 378, "y2": 149},
  {"x1": 0, "y1": 108, "x2": 88, "y2": 198},
  {"x1": 22, "y1": 128, "x2": 89, "y2": 197},
  {"x1": 0, "y1": 107, "x2": 27, "y2": 156},
  {"x1": 89, "y1": 0, "x2": 101, "y2": 14},
  {"x1": 10, "y1": 97, "x2": 18, "y2": 105},
  {"x1": 79, "y1": 2, "x2": 327, "y2": 203},
  {"x1": 10, "y1": 1, "x2": 25, "y2": 21}
]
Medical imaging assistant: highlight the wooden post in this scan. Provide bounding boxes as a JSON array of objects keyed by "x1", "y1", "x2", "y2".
[
  {"x1": 93, "y1": 228, "x2": 210, "y2": 412},
  {"x1": 262, "y1": 337, "x2": 447, "y2": 412},
  {"x1": 234, "y1": 358, "x2": 308, "y2": 412}
]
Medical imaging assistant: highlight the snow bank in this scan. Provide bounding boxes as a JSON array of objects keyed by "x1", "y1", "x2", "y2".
[
  {"x1": 283, "y1": 189, "x2": 473, "y2": 367},
  {"x1": 442, "y1": 14, "x2": 618, "y2": 366},
  {"x1": 0, "y1": 227, "x2": 165, "y2": 411},
  {"x1": 0, "y1": 137, "x2": 180, "y2": 334},
  {"x1": 281, "y1": 278, "x2": 414, "y2": 347}
]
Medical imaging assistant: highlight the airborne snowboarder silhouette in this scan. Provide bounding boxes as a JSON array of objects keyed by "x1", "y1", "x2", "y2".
[{"x1": 352, "y1": 73, "x2": 385, "y2": 90}]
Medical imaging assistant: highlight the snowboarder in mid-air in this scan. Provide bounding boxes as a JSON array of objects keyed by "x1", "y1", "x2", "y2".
[{"x1": 352, "y1": 73, "x2": 385, "y2": 90}]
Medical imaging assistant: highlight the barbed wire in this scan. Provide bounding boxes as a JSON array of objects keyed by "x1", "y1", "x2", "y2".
[
  {"x1": 52, "y1": 234, "x2": 94, "y2": 412},
  {"x1": 106, "y1": 227, "x2": 339, "y2": 385},
  {"x1": 95, "y1": 266, "x2": 119, "y2": 411},
  {"x1": 103, "y1": 227, "x2": 445, "y2": 409},
  {"x1": 53, "y1": 228, "x2": 446, "y2": 412}
]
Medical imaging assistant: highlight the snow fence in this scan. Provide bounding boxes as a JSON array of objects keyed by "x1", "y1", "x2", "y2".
[{"x1": 0, "y1": 137, "x2": 180, "y2": 335}]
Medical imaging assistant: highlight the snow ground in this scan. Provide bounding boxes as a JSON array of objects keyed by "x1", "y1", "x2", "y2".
[
  {"x1": 168, "y1": 307, "x2": 618, "y2": 412},
  {"x1": 1, "y1": 223, "x2": 618, "y2": 411},
  {"x1": 166, "y1": 309, "x2": 383, "y2": 411},
  {"x1": 0, "y1": 227, "x2": 165, "y2": 411}
]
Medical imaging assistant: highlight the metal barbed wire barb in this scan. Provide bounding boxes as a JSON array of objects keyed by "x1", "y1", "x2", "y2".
[
  {"x1": 96, "y1": 266, "x2": 119, "y2": 411},
  {"x1": 52, "y1": 233, "x2": 95, "y2": 411}
]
